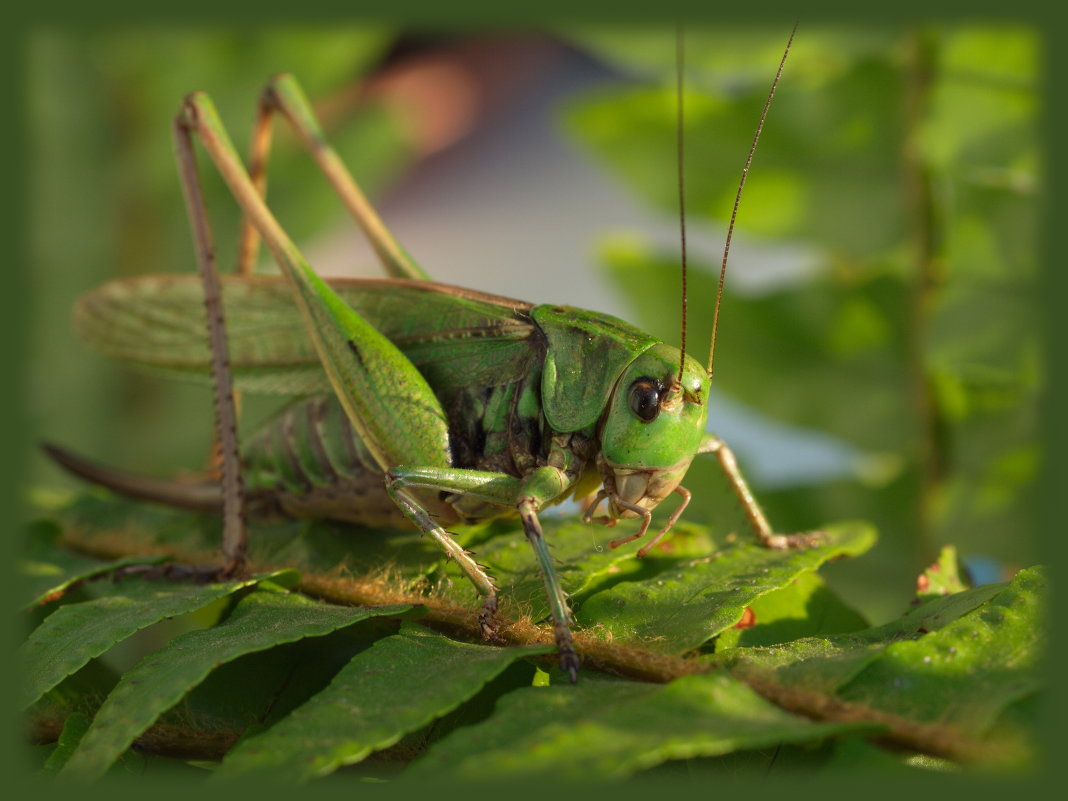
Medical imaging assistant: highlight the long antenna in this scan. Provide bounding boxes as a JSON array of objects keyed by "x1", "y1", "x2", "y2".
[
  {"x1": 676, "y1": 22, "x2": 688, "y2": 384},
  {"x1": 706, "y1": 23, "x2": 797, "y2": 380}
]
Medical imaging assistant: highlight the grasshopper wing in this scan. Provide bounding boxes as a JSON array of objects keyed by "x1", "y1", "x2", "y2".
[{"x1": 74, "y1": 275, "x2": 539, "y2": 395}]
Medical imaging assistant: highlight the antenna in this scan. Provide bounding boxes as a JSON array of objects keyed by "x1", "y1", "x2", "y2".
[
  {"x1": 706, "y1": 23, "x2": 797, "y2": 380},
  {"x1": 676, "y1": 22, "x2": 688, "y2": 385}
]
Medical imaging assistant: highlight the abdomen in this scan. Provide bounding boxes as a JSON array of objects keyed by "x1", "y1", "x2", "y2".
[{"x1": 243, "y1": 395, "x2": 413, "y2": 527}]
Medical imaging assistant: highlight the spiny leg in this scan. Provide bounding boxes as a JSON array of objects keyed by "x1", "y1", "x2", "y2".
[
  {"x1": 699, "y1": 434, "x2": 823, "y2": 549},
  {"x1": 386, "y1": 481, "x2": 500, "y2": 640},
  {"x1": 177, "y1": 88, "x2": 476, "y2": 617},
  {"x1": 236, "y1": 98, "x2": 274, "y2": 276},
  {"x1": 199, "y1": 88, "x2": 273, "y2": 482},
  {"x1": 172, "y1": 116, "x2": 247, "y2": 577},
  {"x1": 235, "y1": 73, "x2": 428, "y2": 281},
  {"x1": 176, "y1": 92, "x2": 452, "y2": 477},
  {"x1": 516, "y1": 465, "x2": 580, "y2": 682},
  {"x1": 391, "y1": 464, "x2": 581, "y2": 682},
  {"x1": 177, "y1": 89, "x2": 582, "y2": 676},
  {"x1": 519, "y1": 499, "x2": 579, "y2": 683}
]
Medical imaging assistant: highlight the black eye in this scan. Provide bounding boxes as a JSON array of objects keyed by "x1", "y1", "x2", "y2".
[{"x1": 628, "y1": 379, "x2": 661, "y2": 422}]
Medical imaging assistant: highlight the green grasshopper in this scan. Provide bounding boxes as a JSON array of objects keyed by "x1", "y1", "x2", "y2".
[{"x1": 47, "y1": 31, "x2": 817, "y2": 681}]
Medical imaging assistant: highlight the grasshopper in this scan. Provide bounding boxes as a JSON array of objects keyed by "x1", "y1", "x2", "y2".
[{"x1": 46, "y1": 30, "x2": 818, "y2": 680}]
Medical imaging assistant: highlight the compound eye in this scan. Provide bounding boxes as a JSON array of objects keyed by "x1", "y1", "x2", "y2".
[{"x1": 628, "y1": 379, "x2": 661, "y2": 423}]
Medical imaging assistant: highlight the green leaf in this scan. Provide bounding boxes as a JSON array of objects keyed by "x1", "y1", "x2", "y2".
[
  {"x1": 836, "y1": 566, "x2": 1043, "y2": 732},
  {"x1": 717, "y1": 579, "x2": 1008, "y2": 693},
  {"x1": 717, "y1": 568, "x2": 1043, "y2": 765},
  {"x1": 916, "y1": 545, "x2": 968, "y2": 600},
  {"x1": 40, "y1": 712, "x2": 91, "y2": 774},
  {"x1": 406, "y1": 671, "x2": 877, "y2": 781},
  {"x1": 20, "y1": 519, "x2": 169, "y2": 609},
  {"x1": 564, "y1": 35, "x2": 908, "y2": 260},
  {"x1": 57, "y1": 493, "x2": 445, "y2": 581},
  {"x1": 21, "y1": 571, "x2": 293, "y2": 709},
  {"x1": 440, "y1": 517, "x2": 678, "y2": 620},
  {"x1": 215, "y1": 622, "x2": 553, "y2": 780},
  {"x1": 58, "y1": 590, "x2": 417, "y2": 781},
  {"x1": 714, "y1": 569, "x2": 869, "y2": 650},
  {"x1": 577, "y1": 522, "x2": 875, "y2": 652}
]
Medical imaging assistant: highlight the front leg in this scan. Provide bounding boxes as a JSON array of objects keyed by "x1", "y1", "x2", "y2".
[
  {"x1": 699, "y1": 434, "x2": 823, "y2": 549},
  {"x1": 386, "y1": 477, "x2": 502, "y2": 640},
  {"x1": 516, "y1": 466, "x2": 579, "y2": 683},
  {"x1": 389, "y1": 464, "x2": 581, "y2": 682}
]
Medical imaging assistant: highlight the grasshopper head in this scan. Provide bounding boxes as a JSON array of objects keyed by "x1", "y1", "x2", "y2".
[{"x1": 595, "y1": 343, "x2": 709, "y2": 520}]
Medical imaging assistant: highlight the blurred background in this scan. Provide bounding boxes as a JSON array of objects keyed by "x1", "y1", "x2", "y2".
[{"x1": 27, "y1": 24, "x2": 1041, "y2": 624}]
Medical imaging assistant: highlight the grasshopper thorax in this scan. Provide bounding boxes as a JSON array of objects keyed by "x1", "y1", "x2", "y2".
[{"x1": 597, "y1": 343, "x2": 708, "y2": 518}]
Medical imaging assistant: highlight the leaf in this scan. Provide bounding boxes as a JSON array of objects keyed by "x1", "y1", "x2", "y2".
[
  {"x1": 20, "y1": 519, "x2": 169, "y2": 609},
  {"x1": 836, "y1": 566, "x2": 1043, "y2": 733},
  {"x1": 564, "y1": 36, "x2": 908, "y2": 260},
  {"x1": 577, "y1": 522, "x2": 875, "y2": 652},
  {"x1": 58, "y1": 493, "x2": 445, "y2": 582},
  {"x1": 916, "y1": 545, "x2": 968, "y2": 600},
  {"x1": 40, "y1": 712, "x2": 91, "y2": 774},
  {"x1": 405, "y1": 671, "x2": 878, "y2": 781},
  {"x1": 214, "y1": 622, "x2": 553, "y2": 780},
  {"x1": 717, "y1": 580, "x2": 1008, "y2": 693},
  {"x1": 29, "y1": 658, "x2": 121, "y2": 747},
  {"x1": 21, "y1": 570, "x2": 295, "y2": 709},
  {"x1": 57, "y1": 589, "x2": 417, "y2": 781},
  {"x1": 719, "y1": 568, "x2": 1043, "y2": 765},
  {"x1": 714, "y1": 569, "x2": 869, "y2": 650},
  {"x1": 439, "y1": 517, "x2": 669, "y2": 620}
]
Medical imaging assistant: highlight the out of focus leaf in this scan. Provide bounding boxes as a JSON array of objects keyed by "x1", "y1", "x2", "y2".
[
  {"x1": 717, "y1": 579, "x2": 1007, "y2": 693},
  {"x1": 406, "y1": 671, "x2": 876, "y2": 781},
  {"x1": 836, "y1": 567, "x2": 1043, "y2": 733},
  {"x1": 916, "y1": 545, "x2": 968, "y2": 600},
  {"x1": 59, "y1": 589, "x2": 417, "y2": 781},
  {"x1": 20, "y1": 518, "x2": 169, "y2": 609},
  {"x1": 215, "y1": 623, "x2": 552, "y2": 780},
  {"x1": 21, "y1": 570, "x2": 295, "y2": 709}
]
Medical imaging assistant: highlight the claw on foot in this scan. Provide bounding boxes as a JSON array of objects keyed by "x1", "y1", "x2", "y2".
[
  {"x1": 478, "y1": 595, "x2": 501, "y2": 642},
  {"x1": 551, "y1": 619, "x2": 581, "y2": 683},
  {"x1": 560, "y1": 647, "x2": 580, "y2": 684}
]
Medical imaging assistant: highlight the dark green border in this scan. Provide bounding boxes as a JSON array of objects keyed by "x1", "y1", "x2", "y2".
[{"x1": 3, "y1": 2, "x2": 1061, "y2": 799}]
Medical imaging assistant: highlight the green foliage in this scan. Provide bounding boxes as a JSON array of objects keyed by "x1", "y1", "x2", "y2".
[
  {"x1": 578, "y1": 523, "x2": 873, "y2": 650},
  {"x1": 214, "y1": 623, "x2": 552, "y2": 780},
  {"x1": 54, "y1": 587, "x2": 417, "y2": 782},
  {"x1": 403, "y1": 672, "x2": 876, "y2": 782},
  {"x1": 22, "y1": 492, "x2": 1041, "y2": 779},
  {"x1": 22, "y1": 569, "x2": 298, "y2": 710},
  {"x1": 25, "y1": 24, "x2": 1042, "y2": 783},
  {"x1": 562, "y1": 24, "x2": 1040, "y2": 621}
]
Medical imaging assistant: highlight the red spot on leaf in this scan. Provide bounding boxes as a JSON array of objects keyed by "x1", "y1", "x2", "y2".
[
  {"x1": 37, "y1": 589, "x2": 65, "y2": 605},
  {"x1": 733, "y1": 607, "x2": 756, "y2": 630}
]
